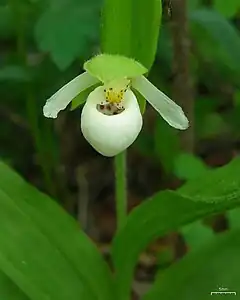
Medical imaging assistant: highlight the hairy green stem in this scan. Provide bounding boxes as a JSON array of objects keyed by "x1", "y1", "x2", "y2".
[{"x1": 114, "y1": 151, "x2": 128, "y2": 231}]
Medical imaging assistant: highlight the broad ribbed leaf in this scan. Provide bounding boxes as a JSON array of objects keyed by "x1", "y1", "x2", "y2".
[
  {"x1": 144, "y1": 230, "x2": 240, "y2": 300},
  {"x1": 228, "y1": 207, "x2": 240, "y2": 229},
  {"x1": 179, "y1": 157, "x2": 240, "y2": 199},
  {"x1": 101, "y1": 0, "x2": 162, "y2": 70},
  {"x1": 0, "y1": 162, "x2": 113, "y2": 300},
  {"x1": 0, "y1": 188, "x2": 92, "y2": 300},
  {"x1": 173, "y1": 153, "x2": 208, "y2": 180},
  {"x1": 112, "y1": 158, "x2": 240, "y2": 300},
  {"x1": 181, "y1": 221, "x2": 214, "y2": 250},
  {"x1": 0, "y1": 271, "x2": 28, "y2": 300}
]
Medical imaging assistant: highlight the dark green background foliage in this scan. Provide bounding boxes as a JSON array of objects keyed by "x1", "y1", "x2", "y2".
[{"x1": 0, "y1": 0, "x2": 240, "y2": 299}]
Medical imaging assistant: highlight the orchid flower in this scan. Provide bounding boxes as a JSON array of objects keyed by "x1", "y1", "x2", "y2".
[{"x1": 43, "y1": 54, "x2": 189, "y2": 157}]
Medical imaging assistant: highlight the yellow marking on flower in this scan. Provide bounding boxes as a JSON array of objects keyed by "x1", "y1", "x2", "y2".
[{"x1": 103, "y1": 78, "x2": 130, "y2": 104}]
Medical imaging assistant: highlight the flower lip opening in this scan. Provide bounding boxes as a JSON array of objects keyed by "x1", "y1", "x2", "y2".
[
  {"x1": 96, "y1": 103, "x2": 125, "y2": 116},
  {"x1": 96, "y1": 78, "x2": 130, "y2": 116}
]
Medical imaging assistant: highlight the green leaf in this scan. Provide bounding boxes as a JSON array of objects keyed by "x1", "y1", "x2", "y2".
[
  {"x1": 0, "y1": 162, "x2": 113, "y2": 300},
  {"x1": 224, "y1": 107, "x2": 240, "y2": 136},
  {"x1": 213, "y1": 0, "x2": 240, "y2": 18},
  {"x1": 101, "y1": 0, "x2": 162, "y2": 69},
  {"x1": 194, "y1": 98, "x2": 222, "y2": 139},
  {"x1": 84, "y1": 54, "x2": 147, "y2": 83},
  {"x1": 144, "y1": 230, "x2": 240, "y2": 300},
  {"x1": 181, "y1": 221, "x2": 214, "y2": 250},
  {"x1": 191, "y1": 23, "x2": 239, "y2": 84},
  {"x1": 0, "y1": 5, "x2": 15, "y2": 39},
  {"x1": 0, "y1": 189, "x2": 92, "y2": 300},
  {"x1": 188, "y1": 0, "x2": 201, "y2": 10},
  {"x1": 199, "y1": 113, "x2": 228, "y2": 139},
  {"x1": 154, "y1": 117, "x2": 180, "y2": 173},
  {"x1": 157, "y1": 27, "x2": 172, "y2": 75},
  {"x1": 178, "y1": 158, "x2": 240, "y2": 200},
  {"x1": 0, "y1": 272, "x2": 28, "y2": 300},
  {"x1": 111, "y1": 158, "x2": 240, "y2": 300},
  {"x1": 134, "y1": 130, "x2": 155, "y2": 157},
  {"x1": 227, "y1": 207, "x2": 240, "y2": 229},
  {"x1": 35, "y1": 0, "x2": 100, "y2": 70},
  {"x1": 173, "y1": 153, "x2": 208, "y2": 180},
  {"x1": 190, "y1": 9, "x2": 240, "y2": 74},
  {"x1": 0, "y1": 66, "x2": 30, "y2": 82},
  {"x1": 233, "y1": 90, "x2": 240, "y2": 107}
]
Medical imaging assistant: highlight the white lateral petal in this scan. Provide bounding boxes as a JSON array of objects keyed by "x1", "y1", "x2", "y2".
[
  {"x1": 132, "y1": 75, "x2": 189, "y2": 130},
  {"x1": 81, "y1": 87, "x2": 143, "y2": 157},
  {"x1": 43, "y1": 72, "x2": 99, "y2": 118}
]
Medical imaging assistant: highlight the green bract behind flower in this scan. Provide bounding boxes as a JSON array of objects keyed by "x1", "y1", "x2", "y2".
[{"x1": 84, "y1": 54, "x2": 148, "y2": 83}]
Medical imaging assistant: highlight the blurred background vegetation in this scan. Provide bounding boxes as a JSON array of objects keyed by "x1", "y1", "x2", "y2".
[{"x1": 1, "y1": 0, "x2": 240, "y2": 294}]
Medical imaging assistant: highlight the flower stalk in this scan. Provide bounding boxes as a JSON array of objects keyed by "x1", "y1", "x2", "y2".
[{"x1": 114, "y1": 151, "x2": 127, "y2": 231}]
